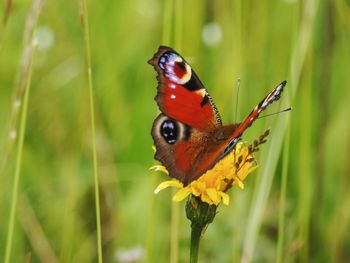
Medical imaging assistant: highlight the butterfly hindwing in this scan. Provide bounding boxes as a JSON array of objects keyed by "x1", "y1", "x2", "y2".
[
  {"x1": 151, "y1": 114, "x2": 211, "y2": 184},
  {"x1": 148, "y1": 46, "x2": 222, "y2": 132}
]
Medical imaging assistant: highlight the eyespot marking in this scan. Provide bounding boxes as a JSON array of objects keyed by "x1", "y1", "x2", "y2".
[
  {"x1": 160, "y1": 120, "x2": 178, "y2": 144},
  {"x1": 155, "y1": 115, "x2": 191, "y2": 145},
  {"x1": 158, "y1": 51, "x2": 192, "y2": 85}
]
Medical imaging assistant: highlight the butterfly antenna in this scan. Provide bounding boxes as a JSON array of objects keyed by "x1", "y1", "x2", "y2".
[
  {"x1": 233, "y1": 78, "x2": 241, "y2": 178},
  {"x1": 234, "y1": 78, "x2": 241, "y2": 124},
  {"x1": 257, "y1": 107, "x2": 292, "y2": 119}
]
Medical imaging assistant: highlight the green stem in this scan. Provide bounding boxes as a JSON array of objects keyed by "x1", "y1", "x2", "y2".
[
  {"x1": 190, "y1": 224, "x2": 203, "y2": 263},
  {"x1": 186, "y1": 196, "x2": 217, "y2": 263},
  {"x1": 4, "y1": 43, "x2": 35, "y2": 263},
  {"x1": 276, "y1": 124, "x2": 290, "y2": 263},
  {"x1": 170, "y1": 197, "x2": 179, "y2": 263},
  {"x1": 81, "y1": 1, "x2": 103, "y2": 262}
]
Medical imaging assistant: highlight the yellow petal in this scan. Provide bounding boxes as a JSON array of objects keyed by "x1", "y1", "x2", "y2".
[
  {"x1": 247, "y1": 165, "x2": 258, "y2": 174},
  {"x1": 218, "y1": 192, "x2": 230, "y2": 205},
  {"x1": 235, "y1": 177, "x2": 245, "y2": 189},
  {"x1": 154, "y1": 180, "x2": 182, "y2": 194},
  {"x1": 152, "y1": 145, "x2": 156, "y2": 153},
  {"x1": 172, "y1": 188, "x2": 192, "y2": 202},
  {"x1": 190, "y1": 181, "x2": 205, "y2": 196},
  {"x1": 201, "y1": 192, "x2": 214, "y2": 205},
  {"x1": 149, "y1": 165, "x2": 169, "y2": 175},
  {"x1": 206, "y1": 188, "x2": 220, "y2": 204}
]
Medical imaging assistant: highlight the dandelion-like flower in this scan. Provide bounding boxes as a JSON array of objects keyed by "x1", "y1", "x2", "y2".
[
  {"x1": 151, "y1": 130, "x2": 270, "y2": 207},
  {"x1": 150, "y1": 130, "x2": 270, "y2": 263},
  {"x1": 151, "y1": 142, "x2": 256, "y2": 206}
]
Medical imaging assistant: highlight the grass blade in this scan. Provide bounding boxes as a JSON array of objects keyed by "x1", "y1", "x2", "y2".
[
  {"x1": 276, "y1": 124, "x2": 290, "y2": 263},
  {"x1": 3, "y1": 42, "x2": 35, "y2": 263},
  {"x1": 241, "y1": 0, "x2": 319, "y2": 261},
  {"x1": 80, "y1": 0, "x2": 103, "y2": 262}
]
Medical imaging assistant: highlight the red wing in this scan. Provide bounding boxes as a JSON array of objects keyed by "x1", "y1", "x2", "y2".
[
  {"x1": 191, "y1": 81, "x2": 287, "y2": 178},
  {"x1": 148, "y1": 46, "x2": 222, "y2": 131},
  {"x1": 151, "y1": 114, "x2": 212, "y2": 185}
]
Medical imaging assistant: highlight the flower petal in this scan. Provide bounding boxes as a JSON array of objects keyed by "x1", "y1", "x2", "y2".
[
  {"x1": 149, "y1": 165, "x2": 169, "y2": 175},
  {"x1": 190, "y1": 181, "x2": 205, "y2": 196},
  {"x1": 201, "y1": 192, "x2": 214, "y2": 205},
  {"x1": 152, "y1": 145, "x2": 156, "y2": 153},
  {"x1": 218, "y1": 192, "x2": 230, "y2": 205},
  {"x1": 235, "y1": 177, "x2": 245, "y2": 189},
  {"x1": 172, "y1": 188, "x2": 192, "y2": 202},
  {"x1": 206, "y1": 188, "x2": 220, "y2": 204},
  {"x1": 247, "y1": 165, "x2": 258, "y2": 174},
  {"x1": 154, "y1": 180, "x2": 182, "y2": 194}
]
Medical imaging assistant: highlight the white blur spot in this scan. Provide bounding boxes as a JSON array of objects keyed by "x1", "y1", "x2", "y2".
[
  {"x1": 202, "y1": 22, "x2": 222, "y2": 47},
  {"x1": 169, "y1": 83, "x2": 176, "y2": 89},
  {"x1": 9, "y1": 130, "x2": 17, "y2": 140},
  {"x1": 13, "y1": 99, "x2": 21, "y2": 110},
  {"x1": 32, "y1": 38, "x2": 39, "y2": 48},
  {"x1": 137, "y1": 0, "x2": 159, "y2": 20},
  {"x1": 33, "y1": 26, "x2": 55, "y2": 51},
  {"x1": 170, "y1": 94, "x2": 176, "y2": 99},
  {"x1": 195, "y1": 89, "x2": 206, "y2": 97},
  {"x1": 115, "y1": 246, "x2": 145, "y2": 263},
  {"x1": 44, "y1": 56, "x2": 80, "y2": 88}
]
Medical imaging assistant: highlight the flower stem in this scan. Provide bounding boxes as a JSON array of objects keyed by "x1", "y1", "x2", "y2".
[
  {"x1": 186, "y1": 196, "x2": 217, "y2": 263},
  {"x1": 190, "y1": 223, "x2": 203, "y2": 263}
]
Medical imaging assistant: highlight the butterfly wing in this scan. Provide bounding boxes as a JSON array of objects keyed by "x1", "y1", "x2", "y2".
[
  {"x1": 149, "y1": 46, "x2": 287, "y2": 185},
  {"x1": 148, "y1": 46, "x2": 222, "y2": 131},
  {"x1": 151, "y1": 114, "x2": 214, "y2": 185},
  {"x1": 193, "y1": 80, "x2": 287, "y2": 175},
  {"x1": 153, "y1": 81, "x2": 286, "y2": 185}
]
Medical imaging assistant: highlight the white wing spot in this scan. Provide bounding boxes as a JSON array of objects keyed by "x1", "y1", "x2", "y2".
[{"x1": 195, "y1": 89, "x2": 206, "y2": 98}]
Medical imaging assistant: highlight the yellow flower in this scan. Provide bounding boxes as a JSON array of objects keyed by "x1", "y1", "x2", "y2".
[{"x1": 151, "y1": 142, "x2": 258, "y2": 206}]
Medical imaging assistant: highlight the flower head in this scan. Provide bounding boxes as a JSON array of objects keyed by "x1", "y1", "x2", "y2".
[{"x1": 151, "y1": 140, "x2": 260, "y2": 206}]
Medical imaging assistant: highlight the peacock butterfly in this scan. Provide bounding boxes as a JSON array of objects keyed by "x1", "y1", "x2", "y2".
[{"x1": 148, "y1": 46, "x2": 286, "y2": 186}]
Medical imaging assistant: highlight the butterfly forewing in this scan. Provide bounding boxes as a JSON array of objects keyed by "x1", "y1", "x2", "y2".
[{"x1": 148, "y1": 46, "x2": 222, "y2": 131}]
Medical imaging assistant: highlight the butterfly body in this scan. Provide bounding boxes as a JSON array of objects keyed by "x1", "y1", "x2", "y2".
[{"x1": 149, "y1": 46, "x2": 286, "y2": 186}]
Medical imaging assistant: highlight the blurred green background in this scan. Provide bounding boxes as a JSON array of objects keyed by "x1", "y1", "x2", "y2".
[{"x1": 1, "y1": 0, "x2": 350, "y2": 262}]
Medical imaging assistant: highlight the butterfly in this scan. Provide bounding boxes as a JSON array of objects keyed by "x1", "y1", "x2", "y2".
[{"x1": 148, "y1": 46, "x2": 286, "y2": 186}]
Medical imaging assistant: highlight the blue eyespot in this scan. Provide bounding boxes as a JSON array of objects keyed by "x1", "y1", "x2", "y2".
[{"x1": 159, "y1": 52, "x2": 178, "y2": 70}]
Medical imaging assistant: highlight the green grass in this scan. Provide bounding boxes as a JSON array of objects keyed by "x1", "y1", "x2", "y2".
[
  {"x1": 1, "y1": 0, "x2": 350, "y2": 262},
  {"x1": 4, "y1": 42, "x2": 35, "y2": 263},
  {"x1": 81, "y1": 0, "x2": 103, "y2": 262}
]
